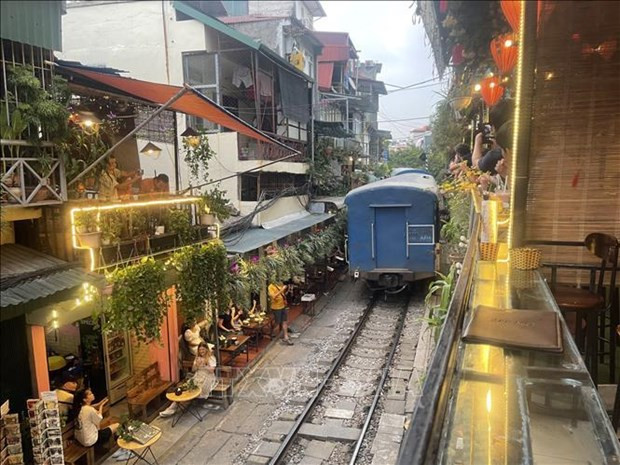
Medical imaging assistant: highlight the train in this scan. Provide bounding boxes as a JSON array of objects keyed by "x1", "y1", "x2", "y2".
[{"x1": 344, "y1": 171, "x2": 441, "y2": 290}]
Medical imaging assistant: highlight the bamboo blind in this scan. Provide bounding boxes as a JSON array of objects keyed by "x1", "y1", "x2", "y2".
[{"x1": 524, "y1": 0, "x2": 620, "y2": 285}]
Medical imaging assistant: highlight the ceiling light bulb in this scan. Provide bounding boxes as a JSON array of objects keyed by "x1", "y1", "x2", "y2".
[
  {"x1": 489, "y1": 82, "x2": 496, "y2": 88},
  {"x1": 504, "y1": 39, "x2": 513, "y2": 48},
  {"x1": 474, "y1": 84, "x2": 482, "y2": 92}
]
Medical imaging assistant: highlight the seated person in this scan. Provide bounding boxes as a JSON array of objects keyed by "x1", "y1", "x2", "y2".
[
  {"x1": 160, "y1": 343, "x2": 217, "y2": 417},
  {"x1": 140, "y1": 173, "x2": 169, "y2": 195},
  {"x1": 72, "y1": 389, "x2": 131, "y2": 459},
  {"x1": 55, "y1": 374, "x2": 78, "y2": 420},
  {"x1": 182, "y1": 320, "x2": 210, "y2": 356},
  {"x1": 217, "y1": 311, "x2": 239, "y2": 333},
  {"x1": 99, "y1": 155, "x2": 141, "y2": 200}
]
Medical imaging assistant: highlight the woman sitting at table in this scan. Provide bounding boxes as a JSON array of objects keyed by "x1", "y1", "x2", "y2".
[
  {"x1": 182, "y1": 319, "x2": 210, "y2": 356},
  {"x1": 72, "y1": 389, "x2": 132, "y2": 459},
  {"x1": 218, "y1": 310, "x2": 240, "y2": 333},
  {"x1": 160, "y1": 343, "x2": 217, "y2": 417}
]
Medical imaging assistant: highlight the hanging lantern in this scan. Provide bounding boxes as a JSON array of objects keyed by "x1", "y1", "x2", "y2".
[
  {"x1": 500, "y1": 0, "x2": 520, "y2": 32},
  {"x1": 490, "y1": 33, "x2": 518, "y2": 74},
  {"x1": 451, "y1": 44, "x2": 465, "y2": 66},
  {"x1": 450, "y1": 96, "x2": 473, "y2": 111},
  {"x1": 480, "y1": 76, "x2": 504, "y2": 107}
]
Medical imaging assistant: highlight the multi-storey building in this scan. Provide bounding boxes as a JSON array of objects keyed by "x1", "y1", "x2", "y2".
[{"x1": 61, "y1": 0, "x2": 326, "y2": 225}]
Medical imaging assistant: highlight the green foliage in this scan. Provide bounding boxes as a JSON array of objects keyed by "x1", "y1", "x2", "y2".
[
  {"x1": 184, "y1": 134, "x2": 215, "y2": 183},
  {"x1": 309, "y1": 141, "x2": 347, "y2": 196},
  {"x1": 387, "y1": 145, "x2": 425, "y2": 171},
  {"x1": 429, "y1": 99, "x2": 468, "y2": 181},
  {"x1": 3, "y1": 65, "x2": 70, "y2": 143},
  {"x1": 170, "y1": 241, "x2": 229, "y2": 323},
  {"x1": 424, "y1": 265, "x2": 457, "y2": 341},
  {"x1": 165, "y1": 208, "x2": 195, "y2": 243},
  {"x1": 129, "y1": 208, "x2": 149, "y2": 236},
  {"x1": 200, "y1": 187, "x2": 231, "y2": 222},
  {"x1": 441, "y1": 190, "x2": 471, "y2": 253},
  {"x1": 74, "y1": 211, "x2": 98, "y2": 233},
  {"x1": 100, "y1": 210, "x2": 124, "y2": 244},
  {"x1": 101, "y1": 258, "x2": 169, "y2": 343}
]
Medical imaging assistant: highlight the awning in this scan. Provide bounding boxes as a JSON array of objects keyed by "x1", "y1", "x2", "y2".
[
  {"x1": 318, "y1": 62, "x2": 334, "y2": 92},
  {"x1": 1, "y1": 244, "x2": 104, "y2": 321},
  {"x1": 223, "y1": 212, "x2": 334, "y2": 254},
  {"x1": 59, "y1": 65, "x2": 298, "y2": 152}
]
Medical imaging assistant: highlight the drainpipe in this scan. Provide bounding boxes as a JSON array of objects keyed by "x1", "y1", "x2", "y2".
[
  {"x1": 510, "y1": 0, "x2": 538, "y2": 248},
  {"x1": 161, "y1": 1, "x2": 171, "y2": 84}
]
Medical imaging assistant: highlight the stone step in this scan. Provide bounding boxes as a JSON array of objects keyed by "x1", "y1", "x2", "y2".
[
  {"x1": 299, "y1": 423, "x2": 362, "y2": 442},
  {"x1": 252, "y1": 441, "x2": 281, "y2": 458}
]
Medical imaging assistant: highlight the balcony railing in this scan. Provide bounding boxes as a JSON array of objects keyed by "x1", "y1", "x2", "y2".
[
  {"x1": 1, "y1": 151, "x2": 67, "y2": 207},
  {"x1": 69, "y1": 196, "x2": 219, "y2": 272},
  {"x1": 237, "y1": 134, "x2": 307, "y2": 163}
]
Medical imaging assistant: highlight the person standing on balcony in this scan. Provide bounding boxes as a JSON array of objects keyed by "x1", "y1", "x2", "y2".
[
  {"x1": 98, "y1": 155, "x2": 140, "y2": 200},
  {"x1": 140, "y1": 173, "x2": 170, "y2": 196}
]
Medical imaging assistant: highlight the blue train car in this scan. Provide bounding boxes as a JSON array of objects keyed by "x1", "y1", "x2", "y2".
[
  {"x1": 345, "y1": 173, "x2": 440, "y2": 289},
  {"x1": 391, "y1": 167, "x2": 431, "y2": 176}
]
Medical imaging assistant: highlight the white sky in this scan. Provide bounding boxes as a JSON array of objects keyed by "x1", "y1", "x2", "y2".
[{"x1": 314, "y1": 1, "x2": 447, "y2": 140}]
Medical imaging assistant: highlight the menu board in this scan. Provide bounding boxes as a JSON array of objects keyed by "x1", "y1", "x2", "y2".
[
  {"x1": 0, "y1": 404, "x2": 24, "y2": 465},
  {"x1": 27, "y1": 392, "x2": 64, "y2": 465}
]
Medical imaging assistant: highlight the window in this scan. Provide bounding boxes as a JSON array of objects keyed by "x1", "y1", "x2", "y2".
[
  {"x1": 240, "y1": 174, "x2": 258, "y2": 201},
  {"x1": 182, "y1": 52, "x2": 219, "y2": 131}
]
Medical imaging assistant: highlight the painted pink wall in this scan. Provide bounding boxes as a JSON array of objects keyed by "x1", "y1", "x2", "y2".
[
  {"x1": 148, "y1": 288, "x2": 179, "y2": 382},
  {"x1": 30, "y1": 326, "x2": 50, "y2": 395}
]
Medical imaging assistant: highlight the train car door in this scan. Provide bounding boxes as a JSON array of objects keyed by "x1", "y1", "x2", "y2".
[{"x1": 373, "y1": 206, "x2": 408, "y2": 269}]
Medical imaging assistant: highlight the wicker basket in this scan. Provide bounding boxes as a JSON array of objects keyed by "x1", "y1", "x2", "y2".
[
  {"x1": 510, "y1": 248, "x2": 542, "y2": 270},
  {"x1": 480, "y1": 242, "x2": 499, "y2": 261}
]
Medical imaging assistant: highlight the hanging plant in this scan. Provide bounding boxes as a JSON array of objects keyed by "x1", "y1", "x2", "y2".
[
  {"x1": 183, "y1": 134, "x2": 215, "y2": 183},
  {"x1": 199, "y1": 187, "x2": 232, "y2": 222},
  {"x1": 100, "y1": 257, "x2": 169, "y2": 342},
  {"x1": 171, "y1": 241, "x2": 229, "y2": 323}
]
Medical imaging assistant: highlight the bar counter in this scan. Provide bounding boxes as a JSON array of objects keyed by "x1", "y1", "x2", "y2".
[{"x1": 437, "y1": 260, "x2": 619, "y2": 464}]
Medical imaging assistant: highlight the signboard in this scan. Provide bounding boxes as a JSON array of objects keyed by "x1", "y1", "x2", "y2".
[{"x1": 408, "y1": 225, "x2": 435, "y2": 245}]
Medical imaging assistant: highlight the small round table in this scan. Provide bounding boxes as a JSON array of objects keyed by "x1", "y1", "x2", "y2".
[
  {"x1": 117, "y1": 430, "x2": 161, "y2": 465},
  {"x1": 165, "y1": 387, "x2": 203, "y2": 427}
]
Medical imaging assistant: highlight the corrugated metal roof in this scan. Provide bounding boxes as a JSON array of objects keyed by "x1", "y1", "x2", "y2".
[
  {"x1": 217, "y1": 15, "x2": 288, "y2": 24},
  {"x1": 0, "y1": 1, "x2": 64, "y2": 51},
  {"x1": 0, "y1": 244, "x2": 102, "y2": 309},
  {"x1": 223, "y1": 212, "x2": 333, "y2": 254}
]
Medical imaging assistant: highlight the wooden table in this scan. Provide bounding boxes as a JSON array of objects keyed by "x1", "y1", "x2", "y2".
[
  {"x1": 117, "y1": 429, "x2": 161, "y2": 465},
  {"x1": 219, "y1": 335, "x2": 250, "y2": 365},
  {"x1": 164, "y1": 387, "x2": 203, "y2": 427},
  {"x1": 242, "y1": 320, "x2": 271, "y2": 349}
]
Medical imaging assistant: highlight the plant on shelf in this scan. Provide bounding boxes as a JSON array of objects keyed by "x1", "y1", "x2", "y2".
[
  {"x1": 100, "y1": 210, "x2": 124, "y2": 245},
  {"x1": 424, "y1": 265, "x2": 457, "y2": 341},
  {"x1": 165, "y1": 208, "x2": 195, "y2": 243},
  {"x1": 129, "y1": 208, "x2": 149, "y2": 238},
  {"x1": 99, "y1": 257, "x2": 169, "y2": 342},
  {"x1": 170, "y1": 241, "x2": 229, "y2": 323},
  {"x1": 199, "y1": 187, "x2": 231, "y2": 223},
  {"x1": 183, "y1": 133, "x2": 215, "y2": 183},
  {"x1": 74, "y1": 211, "x2": 102, "y2": 248}
]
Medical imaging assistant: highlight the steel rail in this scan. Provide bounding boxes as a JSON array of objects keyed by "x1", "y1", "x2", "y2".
[
  {"x1": 348, "y1": 297, "x2": 410, "y2": 465},
  {"x1": 268, "y1": 293, "x2": 379, "y2": 465}
]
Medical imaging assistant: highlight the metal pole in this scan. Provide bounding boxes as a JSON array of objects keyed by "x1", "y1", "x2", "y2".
[
  {"x1": 511, "y1": 0, "x2": 538, "y2": 248},
  {"x1": 173, "y1": 112, "x2": 180, "y2": 191},
  {"x1": 68, "y1": 86, "x2": 189, "y2": 186}
]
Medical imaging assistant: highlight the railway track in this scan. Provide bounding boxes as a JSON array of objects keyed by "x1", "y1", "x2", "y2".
[{"x1": 268, "y1": 291, "x2": 412, "y2": 465}]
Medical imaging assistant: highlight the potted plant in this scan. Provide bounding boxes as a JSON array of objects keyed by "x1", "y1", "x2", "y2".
[
  {"x1": 100, "y1": 210, "x2": 123, "y2": 246},
  {"x1": 74, "y1": 211, "x2": 101, "y2": 248},
  {"x1": 199, "y1": 188, "x2": 231, "y2": 225},
  {"x1": 165, "y1": 208, "x2": 195, "y2": 244}
]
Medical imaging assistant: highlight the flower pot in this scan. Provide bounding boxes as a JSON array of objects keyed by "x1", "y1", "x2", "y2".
[
  {"x1": 200, "y1": 213, "x2": 216, "y2": 226},
  {"x1": 78, "y1": 231, "x2": 102, "y2": 248}
]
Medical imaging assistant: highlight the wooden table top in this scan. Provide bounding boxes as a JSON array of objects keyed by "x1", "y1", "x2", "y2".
[
  {"x1": 219, "y1": 335, "x2": 249, "y2": 352},
  {"x1": 165, "y1": 387, "x2": 201, "y2": 402},
  {"x1": 117, "y1": 430, "x2": 161, "y2": 451}
]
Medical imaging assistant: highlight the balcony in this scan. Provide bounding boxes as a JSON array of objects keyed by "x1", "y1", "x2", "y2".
[
  {"x1": 70, "y1": 196, "x2": 219, "y2": 272},
  {"x1": 237, "y1": 134, "x2": 307, "y2": 163},
  {"x1": 1, "y1": 141, "x2": 67, "y2": 207}
]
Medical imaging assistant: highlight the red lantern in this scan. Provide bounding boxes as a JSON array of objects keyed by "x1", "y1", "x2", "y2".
[
  {"x1": 490, "y1": 33, "x2": 518, "y2": 74},
  {"x1": 439, "y1": 0, "x2": 448, "y2": 14},
  {"x1": 500, "y1": 0, "x2": 520, "y2": 32},
  {"x1": 480, "y1": 76, "x2": 505, "y2": 107}
]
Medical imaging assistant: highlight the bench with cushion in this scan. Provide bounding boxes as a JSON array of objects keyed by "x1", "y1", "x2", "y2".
[{"x1": 127, "y1": 362, "x2": 173, "y2": 420}]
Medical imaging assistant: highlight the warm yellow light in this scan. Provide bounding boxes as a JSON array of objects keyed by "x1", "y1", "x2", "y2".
[
  {"x1": 75, "y1": 298, "x2": 81, "y2": 306},
  {"x1": 501, "y1": 77, "x2": 509, "y2": 83},
  {"x1": 204, "y1": 205, "x2": 211, "y2": 214},
  {"x1": 474, "y1": 83, "x2": 482, "y2": 92},
  {"x1": 504, "y1": 39, "x2": 513, "y2": 48},
  {"x1": 489, "y1": 82, "x2": 496, "y2": 88},
  {"x1": 508, "y1": 0, "x2": 526, "y2": 250},
  {"x1": 52, "y1": 320, "x2": 59, "y2": 329},
  {"x1": 544, "y1": 71, "x2": 554, "y2": 81},
  {"x1": 52, "y1": 310, "x2": 58, "y2": 318},
  {"x1": 486, "y1": 389, "x2": 492, "y2": 413},
  {"x1": 488, "y1": 72, "x2": 494, "y2": 77}
]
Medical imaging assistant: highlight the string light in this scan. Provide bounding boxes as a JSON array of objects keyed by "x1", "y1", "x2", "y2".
[
  {"x1": 544, "y1": 71, "x2": 555, "y2": 81},
  {"x1": 474, "y1": 83, "x2": 482, "y2": 92}
]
